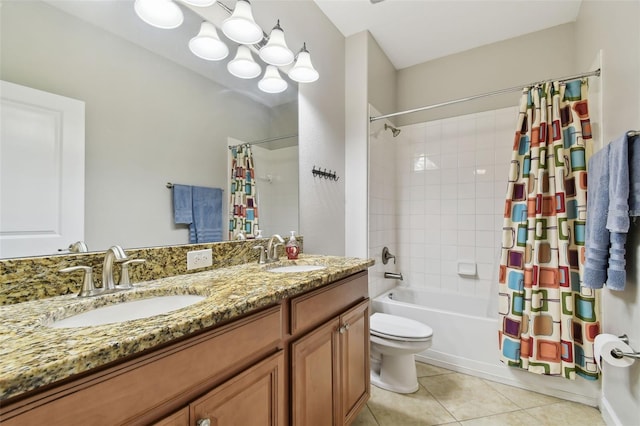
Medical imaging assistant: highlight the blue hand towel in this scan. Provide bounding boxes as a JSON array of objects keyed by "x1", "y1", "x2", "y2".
[
  {"x1": 173, "y1": 184, "x2": 193, "y2": 225},
  {"x1": 584, "y1": 144, "x2": 610, "y2": 289},
  {"x1": 192, "y1": 186, "x2": 223, "y2": 243},
  {"x1": 606, "y1": 134, "x2": 631, "y2": 233}
]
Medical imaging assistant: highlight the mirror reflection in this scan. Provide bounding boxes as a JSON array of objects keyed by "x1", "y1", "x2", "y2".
[{"x1": 0, "y1": 0, "x2": 299, "y2": 258}]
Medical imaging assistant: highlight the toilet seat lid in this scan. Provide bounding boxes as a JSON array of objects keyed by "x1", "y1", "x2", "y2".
[{"x1": 370, "y1": 313, "x2": 433, "y2": 340}]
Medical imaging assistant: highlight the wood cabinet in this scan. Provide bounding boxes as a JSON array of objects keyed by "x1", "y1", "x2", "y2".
[
  {"x1": 189, "y1": 351, "x2": 285, "y2": 426},
  {"x1": 290, "y1": 272, "x2": 370, "y2": 426},
  {"x1": 339, "y1": 301, "x2": 369, "y2": 425},
  {"x1": 1, "y1": 306, "x2": 283, "y2": 426},
  {"x1": 1, "y1": 271, "x2": 369, "y2": 426}
]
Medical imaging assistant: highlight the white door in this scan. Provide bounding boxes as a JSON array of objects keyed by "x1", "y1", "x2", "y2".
[{"x1": 0, "y1": 81, "x2": 85, "y2": 258}]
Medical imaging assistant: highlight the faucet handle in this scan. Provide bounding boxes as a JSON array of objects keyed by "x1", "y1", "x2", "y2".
[
  {"x1": 271, "y1": 243, "x2": 284, "y2": 261},
  {"x1": 60, "y1": 265, "x2": 99, "y2": 297},
  {"x1": 118, "y1": 259, "x2": 146, "y2": 289},
  {"x1": 253, "y1": 245, "x2": 267, "y2": 264}
]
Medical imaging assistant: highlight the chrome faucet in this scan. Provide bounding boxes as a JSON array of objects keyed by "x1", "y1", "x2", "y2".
[
  {"x1": 266, "y1": 234, "x2": 284, "y2": 262},
  {"x1": 102, "y1": 245, "x2": 128, "y2": 292}
]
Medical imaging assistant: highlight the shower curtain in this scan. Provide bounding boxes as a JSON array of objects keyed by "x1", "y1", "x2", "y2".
[
  {"x1": 498, "y1": 80, "x2": 600, "y2": 380},
  {"x1": 229, "y1": 145, "x2": 259, "y2": 239}
]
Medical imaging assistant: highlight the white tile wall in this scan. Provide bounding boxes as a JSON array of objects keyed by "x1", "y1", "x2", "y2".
[
  {"x1": 369, "y1": 106, "x2": 518, "y2": 298},
  {"x1": 367, "y1": 111, "x2": 401, "y2": 298}
]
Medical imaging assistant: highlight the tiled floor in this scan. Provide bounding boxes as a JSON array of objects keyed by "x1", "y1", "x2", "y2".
[{"x1": 353, "y1": 362, "x2": 605, "y2": 426}]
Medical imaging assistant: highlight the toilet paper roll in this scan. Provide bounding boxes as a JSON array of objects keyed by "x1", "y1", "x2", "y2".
[{"x1": 594, "y1": 333, "x2": 635, "y2": 369}]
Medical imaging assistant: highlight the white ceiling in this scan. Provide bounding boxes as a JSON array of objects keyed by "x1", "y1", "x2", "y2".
[{"x1": 314, "y1": 0, "x2": 583, "y2": 69}]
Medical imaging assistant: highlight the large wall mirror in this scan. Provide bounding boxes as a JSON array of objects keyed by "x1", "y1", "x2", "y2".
[{"x1": 0, "y1": 0, "x2": 299, "y2": 258}]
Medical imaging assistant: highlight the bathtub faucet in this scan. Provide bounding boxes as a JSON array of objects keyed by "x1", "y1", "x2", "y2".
[
  {"x1": 382, "y1": 247, "x2": 396, "y2": 265},
  {"x1": 384, "y1": 272, "x2": 403, "y2": 280}
]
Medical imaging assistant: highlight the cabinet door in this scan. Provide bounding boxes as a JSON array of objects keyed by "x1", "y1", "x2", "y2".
[
  {"x1": 153, "y1": 407, "x2": 189, "y2": 426},
  {"x1": 191, "y1": 351, "x2": 285, "y2": 426},
  {"x1": 291, "y1": 317, "x2": 341, "y2": 426},
  {"x1": 339, "y1": 300, "x2": 370, "y2": 425}
]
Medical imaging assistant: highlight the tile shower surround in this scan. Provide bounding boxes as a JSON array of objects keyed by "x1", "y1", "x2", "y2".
[{"x1": 373, "y1": 107, "x2": 518, "y2": 298}]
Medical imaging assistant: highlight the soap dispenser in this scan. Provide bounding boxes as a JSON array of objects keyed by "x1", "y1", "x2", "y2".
[{"x1": 286, "y1": 231, "x2": 299, "y2": 260}]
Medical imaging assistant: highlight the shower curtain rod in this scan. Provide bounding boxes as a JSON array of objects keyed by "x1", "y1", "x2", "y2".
[
  {"x1": 369, "y1": 68, "x2": 601, "y2": 122},
  {"x1": 227, "y1": 133, "x2": 298, "y2": 149}
]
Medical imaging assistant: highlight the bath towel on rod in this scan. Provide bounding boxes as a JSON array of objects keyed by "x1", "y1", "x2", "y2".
[
  {"x1": 192, "y1": 186, "x2": 223, "y2": 243},
  {"x1": 584, "y1": 144, "x2": 610, "y2": 289},
  {"x1": 584, "y1": 131, "x2": 639, "y2": 291},
  {"x1": 172, "y1": 184, "x2": 224, "y2": 243},
  {"x1": 172, "y1": 184, "x2": 193, "y2": 225}
]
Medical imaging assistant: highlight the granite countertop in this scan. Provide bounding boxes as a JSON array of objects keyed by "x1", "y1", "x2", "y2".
[{"x1": 0, "y1": 255, "x2": 373, "y2": 402}]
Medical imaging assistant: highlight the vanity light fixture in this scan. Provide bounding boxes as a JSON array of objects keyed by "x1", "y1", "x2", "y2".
[
  {"x1": 288, "y1": 43, "x2": 319, "y2": 83},
  {"x1": 189, "y1": 21, "x2": 229, "y2": 61},
  {"x1": 258, "y1": 65, "x2": 288, "y2": 93},
  {"x1": 221, "y1": 0, "x2": 263, "y2": 45},
  {"x1": 227, "y1": 45, "x2": 262, "y2": 79},
  {"x1": 259, "y1": 20, "x2": 294, "y2": 66},
  {"x1": 134, "y1": 0, "x2": 184, "y2": 29},
  {"x1": 134, "y1": 0, "x2": 320, "y2": 91}
]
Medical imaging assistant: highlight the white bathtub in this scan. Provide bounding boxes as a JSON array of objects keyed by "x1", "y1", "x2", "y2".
[{"x1": 371, "y1": 287, "x2": 600, "y2": 406}]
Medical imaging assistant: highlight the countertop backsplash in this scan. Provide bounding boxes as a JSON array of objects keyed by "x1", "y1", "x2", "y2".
[{"x1": 0, "y1": 237, "x2": 302, "y2": 305}]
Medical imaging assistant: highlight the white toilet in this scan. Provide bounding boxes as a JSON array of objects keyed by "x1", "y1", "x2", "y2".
[{"x1": 369, "y1": 313, "x2": 433, "y2": 394}]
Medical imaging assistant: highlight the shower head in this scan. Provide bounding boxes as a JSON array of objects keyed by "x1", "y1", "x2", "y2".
[{"x1": 384, "y1": 123, "x2": 401, "y2": 137}]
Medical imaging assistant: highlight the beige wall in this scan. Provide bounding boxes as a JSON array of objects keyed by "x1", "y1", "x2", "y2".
[
  {"x1": 574, "y1": 1, "x2": 640, "y2": 424},
  {"x1": 396, "y1": 23, "x2": 576, "y2": 126},
  {"x1": 344, "y1": 32, "x2": 398, "y2": 258},
  {"x1": 367, "y1": 34, "x2": 398, "y2": 122},
  {"x1": 345, "y1": 31, "x2": 370, "y2": 258},
  {"x1": 295, "y1": 1, "x2": 347, "y2": 255}
]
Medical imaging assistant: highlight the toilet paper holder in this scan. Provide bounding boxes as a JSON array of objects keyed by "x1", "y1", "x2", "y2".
[{"x1": 612, "y1": 334, "x2": 640, "y2": 360}]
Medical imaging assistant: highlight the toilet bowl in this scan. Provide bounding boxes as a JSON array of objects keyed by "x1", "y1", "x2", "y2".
[{"x1": 370, "y1": 312, "x2": 433, "y2": 394}]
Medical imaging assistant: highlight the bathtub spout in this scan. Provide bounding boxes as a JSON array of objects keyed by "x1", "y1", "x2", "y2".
[{"x1": 384, "y1": 272, "x2": 403, "y2": 280}]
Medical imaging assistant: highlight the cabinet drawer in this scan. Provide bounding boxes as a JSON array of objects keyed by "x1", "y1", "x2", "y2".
[
  {"x1": 290, "y1": 271, "x2": 367, "y2": 336},
  {"x1": 2, "y1": 305, "x2": 283, "y2": 426}
]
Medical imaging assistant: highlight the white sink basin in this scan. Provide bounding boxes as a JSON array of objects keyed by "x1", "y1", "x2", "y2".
[
  {"x1": 268, "y1": 265, "x2": 326, "y2": 273},
  {"x1": 49, "y1": 295, "x2": 206, "y2": 328}
]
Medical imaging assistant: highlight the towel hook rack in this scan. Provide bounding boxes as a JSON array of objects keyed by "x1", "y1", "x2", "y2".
[{"x1": 311, "y1": 166, "x2": 339, "y2": 181}]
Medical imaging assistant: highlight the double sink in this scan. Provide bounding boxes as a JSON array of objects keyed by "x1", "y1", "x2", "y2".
[{"x1": 47, "y1": 263, "x2": 326, "y2": 329}]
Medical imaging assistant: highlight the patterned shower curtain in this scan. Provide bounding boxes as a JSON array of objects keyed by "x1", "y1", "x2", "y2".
[
  {"x1": 229, "y1": 145, "x2": 259, "y2": 239},
  {"x1": 498, "y1": 80, "x2": 600, "y2": 380}
]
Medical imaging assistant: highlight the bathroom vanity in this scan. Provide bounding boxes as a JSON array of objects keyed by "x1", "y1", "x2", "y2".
[{"x1": 0, "y1": 256, "x2": 372, "y2": 426}]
